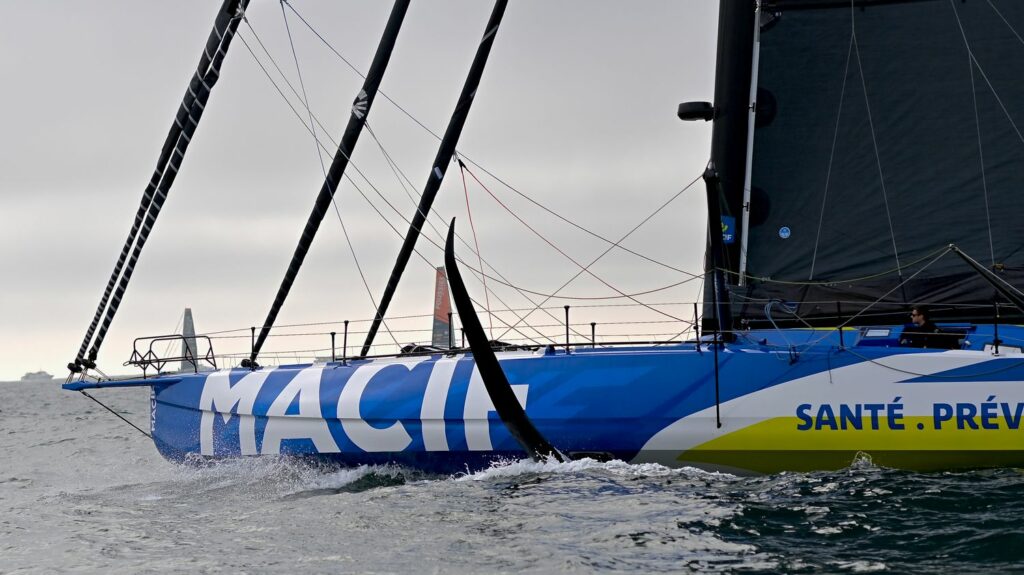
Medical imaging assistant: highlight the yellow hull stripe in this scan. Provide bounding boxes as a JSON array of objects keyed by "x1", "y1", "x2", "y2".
[{"x1": 680, "y1": 417, "x2": 1024, "y2": 473}]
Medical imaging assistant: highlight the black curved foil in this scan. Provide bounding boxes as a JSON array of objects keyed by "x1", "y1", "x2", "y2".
[{"x1": 444, "y1": 220, "x2": 563, "y2": 462}]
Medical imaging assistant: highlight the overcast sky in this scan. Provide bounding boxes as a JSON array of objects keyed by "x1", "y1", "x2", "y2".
[{"x1": 0, "y1": 1, "x2": 719, "y2": 380}]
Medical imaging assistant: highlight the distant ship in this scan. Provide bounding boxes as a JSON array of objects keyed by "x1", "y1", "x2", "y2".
[{"x1": 21, "y1": 371, "x2": 54, "y2": 382}]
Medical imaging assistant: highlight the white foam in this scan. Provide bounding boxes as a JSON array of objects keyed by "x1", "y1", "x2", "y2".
[{"x1": 454, "y1": 456, "x2": 737, "y2": 482}]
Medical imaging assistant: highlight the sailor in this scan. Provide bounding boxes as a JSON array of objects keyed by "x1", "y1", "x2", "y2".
[{"x1": 899, "y1": 305, "x2": 950, "y2": 349}]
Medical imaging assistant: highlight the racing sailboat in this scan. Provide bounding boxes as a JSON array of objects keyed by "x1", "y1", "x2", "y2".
[{"x1": 65, "y1": 0, "x2": 1024, "y2": 474}]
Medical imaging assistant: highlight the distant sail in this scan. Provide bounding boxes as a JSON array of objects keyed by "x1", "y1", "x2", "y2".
[
  {"x1": 432, "y1": 267, "x2": 453, "y2": 348},
  {"x1": 181, "y1": 308, "x2": 197, "y2": 372}
]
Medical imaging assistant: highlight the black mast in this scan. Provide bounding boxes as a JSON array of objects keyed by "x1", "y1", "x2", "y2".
[
  {"x1": 248, "y1": 0, "x2": 411, "y2": 366},
  {"x1": 69, "y1": 0, "x2": 249, "y2": 374},
  {"x1": 703, "y1": 166, "x2": 736, "y2": 340},
  {"x1": 359, "y1": 0, "x2": 508, "y2": 357},
  {"x1": 681, "y1": 0, "x2": 756, "y2": 333},
  {"x1": 709, "y1": 0, "x2": 756, "y2": 277}
]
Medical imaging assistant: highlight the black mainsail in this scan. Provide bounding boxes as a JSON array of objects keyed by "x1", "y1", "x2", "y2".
[{"x1": 730, "y1": 0, "x2": 1024, "y2": 325}]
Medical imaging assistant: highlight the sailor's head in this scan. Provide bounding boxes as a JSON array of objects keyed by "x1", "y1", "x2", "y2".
[{"x1": 910, "y1": 305, "x2": 930, "y2": 326}]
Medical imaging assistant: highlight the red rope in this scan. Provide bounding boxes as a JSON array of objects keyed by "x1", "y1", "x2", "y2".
[{"x1": 458, "y1": 159, "x2": 494, "y2": 338}]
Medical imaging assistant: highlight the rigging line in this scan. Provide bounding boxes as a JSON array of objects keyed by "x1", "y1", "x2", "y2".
[
  {"x1": 242, "y1": 1, "x2": 416, "y2": 364},
  {"x1": 361, "y1": 121, "x2": 476, "y2": 285},
  {"x1": 360, "y1": 125, "x2": 558, "y2": 344},
  {"x1": 206, "y1": 301, "x2": 712, "y2": 335},
  {"x1": 281, "y1": 16, "x2": 401, "y2": 350},
  {"x1": 73, "y1": 5, "x2": 244, "y2": 368},
  {"x1": 211, "y1": 327, "x2": 438, "y2": 339},
  {"x1": 274, "y1": 5, "x2": 699, "y2": 303},
  {"x1": 462, "y1": 157, "x2": 702, "y2": 279},
  {"x1": 237, "y1": 28, "x2": 404, "y2": 349},
  {"x1": 470, "y1": 165, "x2": 691, "y2": 324},
  {"x1": 363, "y1": 121, "x2": 510, "y2": 296},
  {"x1": 240, "y1": 22, "x2": 411, "y2": 216},
  {"x1": 962, "y1": 36, "x2": 1024, "y2": 145},
  {"x1": 280, "y1": 0, "x2": 328, "y2": 176},
  {"x1": 282, "y1": 1, "x2": 443, "y2": 142},
  {"x1": 664, "y1": 271, "x2": 707, "y2": 342},
  {"x1": 238, "y1": 28, "x2": 434, "y2": 252},
  {"x1": 242, "y1": 18, "x2": 342, "y2": 150},
  {"x1": 238, "y1": 29, "x2": 691, "y2": 315},
  {"x1": 335, "y1": 119, "x2": 698, "y2": 305},
  {"x1": 236, "y1": 33, "x2": 336, "y2": 155},
  {"x1": 87, "y1": 11, "x2": 245, "y2": 365},
  {"x1": 283, "y1": 0, "x2": 698, "y2": 281},
  {"x1": 770, "y1": 250, "x2": 950, "y2": 354},
  {"x1": 955, "y1": 247, "x2": 1024, "y2": 299},
  {"x1": 405, "y1": 234, "x2": 551, "y2": 346},
  {"x1": 660, "y1": 300, "x2": 703, "y2": 343},
  {"x1": 339, "y1": 165, "x2": 546, "y2": 347},
  {"x1": 793, "y1": 247, "x2": 954, "y2": 351},
  {"x1": 729, "y1": 243, "x2": 950, "y2": 286},
  {"x1": 987, "y1": 0, "x2": 1024, "y2": 47},
  {"x1": 160, "y1": 310, "x2": 186, "y2": 360},
  {"x1": 950, "y1": 0, "x2": 996, "y2": 266},
  {"x1": 356, "y1": 0, "x2": 509, "y2": 358},
  {"x1": 351, "y1": 160, "x2": 701, "y2": 309},
  {"x1": 466, "y1": 164, "x2": 703, "y2": 307},
  {"x1": 204, "y1": 300, "x2": 713, "y2": 338},
  {"x1": 201, "y1": 312, "x2": 437, "y2": 336},
  {"x1": 458, "y1": 160, "x2": 494, "y2": 338},
  {"x1": 464, "y1": 168, "x2": 700, "y2": 340},
  {"x1": 363, "y1": 122, "x2": 480, "y2": 263},
  {"x1": 236, "y1": 41, "x2": 445, "y2": 271},
  {"x1": 240, "y1": 23, "x2": 382, "y2": 187},
  {"x1": 467, "y1": 165, "x2": 702, "y2": 299},
  {"x1": 809, "y1": 27, "x2": 854, "y2": 280},
  {"x1": 279, "y1": 5, "x2": 402, "y2": 351},
  {"x1": 334, "y1": 200, "x2": 403, "y2": 350},
  {"x1": 362, "y1": 124, "x2": 480, "y2": 276},
  {"x1": 78, "y1": 391, "x2": 152, "y2": 439},
  {"x1": 363, "y1": 122, "x2": 421, "y2": 212},
  {"x1": 850, "y1": 3, "x2": 902, "y2": 279},
  {"x1": 363, "y1": 120, "x2": 506, "y2": 324}
]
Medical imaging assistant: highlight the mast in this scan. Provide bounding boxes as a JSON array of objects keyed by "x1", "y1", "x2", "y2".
[
  {"x1": 359, "y1": 0, "x2": 508, "y2": 357},
  {"x1": 679, "y1": 0, "x2": 756, "y2": 333},
  {"x1": 247, "y1": 0, "x2": 411, "y2": 366},
  {"x1": 68, "y1": 0, "x2": 249, "y2": 374},
  {"x1": 709, "y1": 0, "x2": 757, "y2": 281},
  {"x1": 703, "y1": 166, "x2": 735, "y2": 340}
]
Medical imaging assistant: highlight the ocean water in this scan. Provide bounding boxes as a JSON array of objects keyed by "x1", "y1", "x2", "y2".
[{"x1": 2, "y1": 380, "x2": 1023, "y2": 574}]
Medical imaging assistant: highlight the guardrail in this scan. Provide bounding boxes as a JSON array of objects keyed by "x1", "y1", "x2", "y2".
[{"x1": 125, "y1": 334, "x2": 218, "y2": 378}]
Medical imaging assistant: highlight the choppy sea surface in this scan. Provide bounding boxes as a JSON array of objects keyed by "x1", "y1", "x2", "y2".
[{"x1": 2, "y1": 380, "x2": 1023, "y2": 574}]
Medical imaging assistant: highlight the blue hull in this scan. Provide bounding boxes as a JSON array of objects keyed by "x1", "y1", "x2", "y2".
[{"x1": 67, "y1": 327, "x2": 1024, "y2": 474}]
